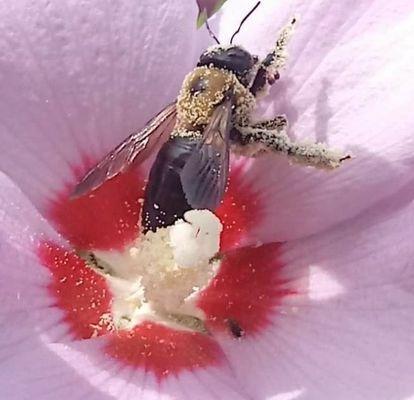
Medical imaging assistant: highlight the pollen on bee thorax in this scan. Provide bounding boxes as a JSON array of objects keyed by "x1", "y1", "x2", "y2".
[
  {"x1": 175, "y1": 65, "x2": 255, "y2": 131},
  {"x1": 84, "y1": 210, "x2": 223, "y2": 333}
]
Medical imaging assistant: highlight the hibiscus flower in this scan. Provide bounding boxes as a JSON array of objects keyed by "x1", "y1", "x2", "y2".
[{"x1": 1, "y1": 0, "x2": 414, "y2": 399}]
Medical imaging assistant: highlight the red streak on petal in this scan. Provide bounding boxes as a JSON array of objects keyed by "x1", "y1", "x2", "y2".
[
  {"x1": 48, "y1": 167, "x2": 145, "y2": 251},
  {"x1": 217, "y1": 166, "x2": 263, "y2": 251},
  {"x1": 198, "y1": 244, "x2": 294, "y2": 336},
  {"x1": 38, "y1": 241, "x2": 113, "y2": 339},
  {"x1": 107, "y1": 321, "x2": 224, "y2": 380}
]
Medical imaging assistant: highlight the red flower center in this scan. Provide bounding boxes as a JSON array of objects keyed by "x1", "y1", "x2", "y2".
[{"x1": 37, "y1": 161, "x2": 293, "y2": 380}]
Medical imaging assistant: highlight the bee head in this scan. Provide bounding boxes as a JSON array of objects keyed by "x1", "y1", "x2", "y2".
[{"x1": 197, "y1": 46, "x2": 258, "y2": 86}]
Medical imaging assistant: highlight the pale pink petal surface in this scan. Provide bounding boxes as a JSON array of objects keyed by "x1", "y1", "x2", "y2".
[
  {"x1": 0, "y1": 0, "x2": 209, "y2": 214},
  {"x1": 0, "y1": 172, "x2": 110, "y2": 399},
  {"x1": 218, "y1": 0, "x2": 414, "y2": 243},
  {"x1": 216, "y1": 185, "x2": 414, "y2": 399},
  {"x1": 0, "y1": 172, "x2": 248, "y2": 399},
  {"x1": 0, "y1": 0, "x2": 413, "y2": 399}
]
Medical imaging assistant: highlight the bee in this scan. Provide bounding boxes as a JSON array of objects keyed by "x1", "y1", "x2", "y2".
[{"x1": 72, "y1": 4, "x2": 348, "y2": 232}]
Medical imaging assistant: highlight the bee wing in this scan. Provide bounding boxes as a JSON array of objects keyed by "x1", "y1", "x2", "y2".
[
  {"x1": 72, "y1": 103, "x2": 177, "y2": 198},
  {"x1": 180, "y1": 97, "x2": 233, "y2": 210}
]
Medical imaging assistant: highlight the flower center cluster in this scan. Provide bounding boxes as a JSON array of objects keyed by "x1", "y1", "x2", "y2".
[{"x1": 84, "y1": 210, "x2": 223, "y2": 333}]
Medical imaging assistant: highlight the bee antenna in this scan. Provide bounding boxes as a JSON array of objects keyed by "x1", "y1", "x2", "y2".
[
  {"x1": 230, "y1": 1, "x2": 261, "y2": 44},
  {"x1": 205, "y1": 20, "x2": 221, "y2": 45}
]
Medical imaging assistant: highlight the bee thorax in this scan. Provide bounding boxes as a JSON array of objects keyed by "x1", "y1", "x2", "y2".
[{"x1": 176, "y1": 66, "x2": 255, "y2": 131}]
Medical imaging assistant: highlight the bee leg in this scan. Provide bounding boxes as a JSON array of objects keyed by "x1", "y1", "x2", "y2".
[
  {"x1": 250, "y1": 17, "x2": 296, "y2": 97},
  {"x1": 248, "y1": 115, "x2": 288, "y2": 131},
  {"x1": 234, "y1": 125, "x2": 351, "y2": 169}
]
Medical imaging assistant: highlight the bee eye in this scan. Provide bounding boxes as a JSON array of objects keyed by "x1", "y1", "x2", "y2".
[{"x1": 189, "y1": 77, "x2": 207, "y2": 96}]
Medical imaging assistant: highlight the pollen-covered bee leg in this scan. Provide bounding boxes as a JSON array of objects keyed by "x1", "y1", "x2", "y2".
[
  {"x1": 248, "y1": 115, "x2": 288, "y2": 131},
  {"x1": 235, "y1": 125, "x2": 350, "y2": 169},
  {"x1": 250, "y1": 17, "x2": 296, "y2": 97}
]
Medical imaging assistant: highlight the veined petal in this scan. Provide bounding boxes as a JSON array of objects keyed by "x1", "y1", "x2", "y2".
[
  {"x1": 0, "y1": 173, "x2": 247, "y2": 398},
  {"x1": 0, "y1": 172, "x2": 57, "y2": 308},
  {"x1": 48, "y1": 168, "x2": 146, "y2": 251},
  {"x1": 217, "y1": 163, "x2": 263, "y2": 251},
  {"x1": 0, "y1": 340, "x2": 117, "y2": 400},
  {"x1": 37, "y1": 240, "x2": 249, "y2": 398},
  {"x1": 0, "y1": 173, "x2": 112, "y2": 398},
  {"x1": 37, "y1": 235, "x2": 252, "y2": 397},
  {"x1": 219, "y1": 0, "x2": 414, "y2": 242},
  {"x1": 0, "y1": 0, "x2": 210, "y2": 214},
  {"x1": 216, "y1": 185, "x2": 414, "y2": 399},
  {"x1": 38, "y1": 240, "x2": 227, "y2": 372},
  {"x1": 44, "y1": 339, "x2": 248, "y2": 400},
  {"x1": 198, "y1": 243, "x2": 295, "y2": 337}
]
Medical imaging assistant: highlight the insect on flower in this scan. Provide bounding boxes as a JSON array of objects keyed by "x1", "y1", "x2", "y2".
[
  {"x1": 227, "y1": 318, "x2": 245, "y2": 338},
  {"x1": 72, "y1": 2, "x2": 349, "y2": 233}
]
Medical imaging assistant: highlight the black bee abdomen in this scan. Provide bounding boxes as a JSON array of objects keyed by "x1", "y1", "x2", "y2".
[{"x1": 142, "y1": 137, "x2": 198, "y2": 232}]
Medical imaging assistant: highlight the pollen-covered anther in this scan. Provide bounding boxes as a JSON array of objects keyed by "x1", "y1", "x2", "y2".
[
  {"x1": 89, "y1": 210, "x2": 223, "y2": 332},
  {"x1": 169, "y1": 209, "x2": 222, "y2": 268}
]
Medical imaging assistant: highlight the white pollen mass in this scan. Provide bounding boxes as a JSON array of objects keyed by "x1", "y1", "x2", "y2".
[
  {"x1": 89, "y1": 210, "x2": 223, "y2": 332},
  {"x1": 169, "y1": 209, "x2": 223, "y2": 268}
]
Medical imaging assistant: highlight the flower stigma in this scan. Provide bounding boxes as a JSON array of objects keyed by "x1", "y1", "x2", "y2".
[{"x1": 80, "y1": 209, "x2": 223, "y2": 334}]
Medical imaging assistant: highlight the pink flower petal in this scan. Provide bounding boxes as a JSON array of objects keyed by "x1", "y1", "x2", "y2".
[
  {"x1": 106, "y1": 322, "x2": 224, "y2": 380},
  {"x1": 217, "y1": 164, "x2": 263, "y2": 251},
  {"x1": 0, "y1": 0, "x2": 210, "y2": 214},
  {"x1": 38, "y1": 240, "x2": 233, "y2": 382},
  {"x1": 48, "y1": 339, "x2": 248, "y2": 400},
  {"x1": 37, "y1": 236, "x2": 293, "y2": 385},
  {"x1": 216, "y1": 187, "x2": 414, "y2": 399},
  {"x1": 0, "y1": 174, "x2": 113, "y2": 398},
  {"x1": 1, "y1": 322, "x2": 246, "y2": 399},
  {"x1": 38, "y1": 242, "x2": 114, "y2": 339},
  {"x1": 198, "y1": 243, "x2": 294, "y2": 337},
  {"x1": 48, "y1": 167, "x2": 145, "y2": 251},
  {"x1": 0, "y1": 341, "x2": 117, "y2": 400},
  {"x1": 0, "y1": 172, "x2": 56, "y2": 306},
  {"x1": 219, "y1": 0, "x2": 414, "y2": 242},
  {"x1": 0, "y1": 173, "x2": 247, "y2": 398}
]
